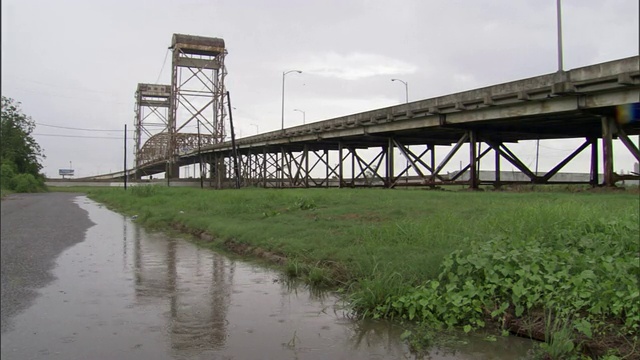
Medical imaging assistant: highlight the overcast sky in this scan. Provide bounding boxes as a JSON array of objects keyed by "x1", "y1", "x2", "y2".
[{"x1": 2, "y1": 0, "x2": 638, "y2": 178}]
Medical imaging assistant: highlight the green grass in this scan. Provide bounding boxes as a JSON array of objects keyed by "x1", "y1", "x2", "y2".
[
  {"x1": 62, "y1": 185, "x2": 639, "y2": 357},
  {"x1": 81, "y1": 186, "x2": 637, "y2": 283}
]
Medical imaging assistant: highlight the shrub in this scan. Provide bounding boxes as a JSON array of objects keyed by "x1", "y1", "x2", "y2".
[
  {"x1": 12, "y1": 173, "x2": 43, "y2": 193},
  {"x1": 1, "y1": 163, "x2": 16, "y2": 189}
]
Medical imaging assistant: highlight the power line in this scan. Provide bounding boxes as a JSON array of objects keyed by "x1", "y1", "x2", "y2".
[
  {"x1": 11, "y1": 87, "x2": 128, "y2": 105},
  {"x1": 156, "y1": 48, "x2": 171, "y2": 84},
  {"x1": 36, "y1": 122, "x2": 134, "y2": 132},
  {"x1": 4, "y1": 74, "x2": 120, "y2": 95},
  {"x1": 33, "y1": 133, "x2": 134, "y2": 140}
]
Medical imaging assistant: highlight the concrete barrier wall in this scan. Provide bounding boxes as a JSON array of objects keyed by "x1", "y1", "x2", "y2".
[
  {"x1": 46, "y1": 172, "x2": 638, "y2": 188},
  {"x1": 45, "y1": 180, "x2": 209, "y2": 188}
]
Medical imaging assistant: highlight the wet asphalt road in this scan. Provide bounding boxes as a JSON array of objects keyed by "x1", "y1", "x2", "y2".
[{"x1": 0, "y1": 193, "x2": 94, "y2": 333}]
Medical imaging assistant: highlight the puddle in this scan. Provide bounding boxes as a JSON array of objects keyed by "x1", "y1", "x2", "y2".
[{"x1": 0, "y1": 196, "x2": 534, "y2": 359}]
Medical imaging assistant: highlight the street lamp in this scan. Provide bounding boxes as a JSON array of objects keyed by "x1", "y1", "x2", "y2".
[
  {"x1": 556, "y1": 0, "x2": 564, "y2": 72},
  {"x1": 281, "y1": 70, "x2": 302, "y2": 129},
  {"x1": 250, "y1": 123, "x2": 259, "y2": 134},
  {"x1": 391, "y1": 78, "x2": 409, "y2": 104},
  {"x1": 293, "y1": 109, "x2": 306, "y2": 125}
]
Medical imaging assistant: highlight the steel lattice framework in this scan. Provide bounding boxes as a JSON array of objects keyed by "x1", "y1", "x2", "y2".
[
  {"x1": 174, "y1": 56, "x2": 639, "y2": 189},
  {"x1": 168, "y1": 34, "x2": 227, "y2": 178},
  {"x1": 134, "y1": 83, "x2": 171, "y2": 171},
  {"x1": 126, "y1": 54, "x2": 638, "y2": 188},
  {"x1": 136, "y1": 133, "x2": 215, "y2": 175}
]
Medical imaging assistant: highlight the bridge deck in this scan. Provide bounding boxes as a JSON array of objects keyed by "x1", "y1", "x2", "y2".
[
  {"x1": 183, "y1": 56, "x2": 639, "y2": 156},
  {"x1": 95, "y1": 56, "x2": 639, "y2": 183}
]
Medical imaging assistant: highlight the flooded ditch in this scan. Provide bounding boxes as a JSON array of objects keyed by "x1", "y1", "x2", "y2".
[{"x1": 1, "y1": 196, "x2": 535, "y2": 359}]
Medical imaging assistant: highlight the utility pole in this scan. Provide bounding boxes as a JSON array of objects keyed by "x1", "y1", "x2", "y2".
[
  {"x1": 197, "y1": 120, "x2": 203, "y2": 189},
  {"x1": 124, "y1": 124, "x2": 128, "y2": 190},
  {"x1": 227, "y1": 91, "x2": 241, "y2": 189}
]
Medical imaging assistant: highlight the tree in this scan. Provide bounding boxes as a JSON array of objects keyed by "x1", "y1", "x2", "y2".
[{"x1": 1, "y1": 96, "x2": 45, "y2": 177}]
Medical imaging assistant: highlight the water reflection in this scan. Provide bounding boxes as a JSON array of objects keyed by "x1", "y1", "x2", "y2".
[
  {"x1": 121, "y1": 211, "x2": 419, "y2": 359},
  {"x1": 0, "y1": 197, "x2": 534, "y2": 360},
  {"x1": 131, "y1": 225, "x2": 234, "y2": 353}
]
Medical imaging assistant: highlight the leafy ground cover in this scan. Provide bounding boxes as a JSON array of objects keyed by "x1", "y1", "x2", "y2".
[{"x1": 78, "y1": 186, "x2": 638, "y2": 359}]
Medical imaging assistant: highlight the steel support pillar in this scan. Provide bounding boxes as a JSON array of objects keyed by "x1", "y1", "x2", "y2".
[
  {"x1": 602, "y1": 116, "x2": 615, "y2": 186},
  {"x1": 350, "y1": 148, "x2": 356, "y2": 187},
  {"x1": 166, "y1": 162, "x2": 180, "y2": 180},
  {"x1": 262, "y1": 148, "x2": 268, "y2": 188},
  {"x1": 279, "y1": 149, "x2": 284, "y2": 188},
  {"x1": 386, "y1": 138, "x2": 394, "y2": 188},
  {"x1": 338, "y1": 142, "x2": 344, "y2": 188},
  {"x1": 429, "y1": 144, "x2": 436, "y2": 188},
  {"x1": 304, "y1": 145, "x2": 310, "y2": 188},
  {"x1": 469, "y1": 130, "x2": 478, "y2": 189},
  {"x1": 589, "y1": 137, "x2": 598, "y2": 187},
  {"x1": 324, "y1": 149, "x2": 329, "y2": 188},
  {"x1": 494, "y1": 142, "x2": 501, "y2": 189}
]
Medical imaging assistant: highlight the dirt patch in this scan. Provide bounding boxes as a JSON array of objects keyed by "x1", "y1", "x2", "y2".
[
  {"x1": 503, "y1": 310, "x2": 638, "y2": 360},
  {"x1": 169, "y1": 222, "x2": 288, "y2": 265},
  {"x1": 223, "y1": 239, "x2": 287, "y2": 265}
]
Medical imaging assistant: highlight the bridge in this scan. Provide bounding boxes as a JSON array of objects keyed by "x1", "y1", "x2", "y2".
[{"x1": 89, "y1": 35, "x2": 640, "y2": 188}]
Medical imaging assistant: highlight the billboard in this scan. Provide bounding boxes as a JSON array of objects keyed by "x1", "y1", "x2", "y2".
[{"x1": 59, "y1": 169, "x2": 74, "y2": 176}]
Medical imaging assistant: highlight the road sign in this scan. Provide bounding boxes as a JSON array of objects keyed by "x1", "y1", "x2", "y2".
[{"x1": 59, "y1": 169, "x2": 74, "y2": 176}]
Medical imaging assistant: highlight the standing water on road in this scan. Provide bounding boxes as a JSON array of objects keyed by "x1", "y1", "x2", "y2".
[{"x1": 1, "y1": 196, "x2": 534, "y2": 359}]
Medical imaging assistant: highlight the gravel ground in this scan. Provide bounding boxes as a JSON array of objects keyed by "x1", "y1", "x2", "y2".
[{"x1": 0, "y1": 193, "x2": 94, "y2": 333}]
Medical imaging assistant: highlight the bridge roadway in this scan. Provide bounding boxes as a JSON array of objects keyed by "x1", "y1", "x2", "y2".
[{"x1": 94, "y1": 56, "x2": 640, "y2": 188}]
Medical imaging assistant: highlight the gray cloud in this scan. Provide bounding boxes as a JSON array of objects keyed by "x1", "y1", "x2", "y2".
[{"x1": 1, "y1": 0, "x2": 638, "y2": 178}]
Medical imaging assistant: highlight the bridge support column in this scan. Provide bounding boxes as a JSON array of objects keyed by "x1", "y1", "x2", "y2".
[
  {"x1": 304, "y1": 145, "x2": 310, "y2": 188},
  {"x1": 589, "y1": 137, "x2": 599, "y2": 187},
  {"x1": 494, "y1": 141, "x2": 501, "y2": 189},
  {"x1": 279, "y1": 148, "x2": 284, "y2": 188},
  {"x1": 211, "y1": 154, "x2": 225, "y2": 189},
  {"x1": 324, "y1": 150, "x2": 329, "y2": 188},
  {"x1": 350, "y1": 147, "x2": 356, "y2": 187},
  {"x1": 601, "y1": 116, "x2": 615, "y2": 186},
  {"x1": 428, "y1": 144, "x2": 436, "y2": 188},
  {"x1": 386, "y1": 138, "x2": 394, "y2": 188},
  {"x1": 166, "y1": 161, "x2": 180, "y2": 180},
  {"x1": 469, "y1": 130, "x2": 479, "y2": 189},
  {"x1": 262, "y1": 149, "x2": 268, "y2": 188},
  {"x1": 338, "y1": 142, "x2": 344, "y2": 188}
]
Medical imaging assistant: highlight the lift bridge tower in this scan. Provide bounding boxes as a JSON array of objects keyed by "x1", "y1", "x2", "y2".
[
  {"x1": 167, "y1": 34, "x2": 227, "y2": 178},
  {"x1": 134, "y1": 83, "x2": 171, "y2": 177}
]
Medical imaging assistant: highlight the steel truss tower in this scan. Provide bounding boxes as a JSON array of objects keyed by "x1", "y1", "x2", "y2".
[
  {"x1": 134, "y1": 83, "x2": 171, "y2": 177},
  {"x1": 168, "y1": 34, "x2": 227, "y2": 178}
]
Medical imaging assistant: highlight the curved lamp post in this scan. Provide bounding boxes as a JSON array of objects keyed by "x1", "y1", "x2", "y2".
[
  {"x1": 281, "y1": 70, "x2": 302, "y2": 129},
  {"x1": 391, "y1": 78, "x2": 409, "y2": 104},
  {"x1": 293, "y1": 108, "x2": 306, "y2": 125}
]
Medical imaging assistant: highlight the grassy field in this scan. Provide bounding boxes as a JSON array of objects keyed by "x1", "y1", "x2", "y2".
[{"x1": 70, "y1": 186, "x2": 638, "y2": 358}]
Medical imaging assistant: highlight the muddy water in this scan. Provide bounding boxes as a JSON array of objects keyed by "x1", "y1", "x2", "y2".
[{"x1": 1, "y1": 197, "x2": 534, "y2": 359}]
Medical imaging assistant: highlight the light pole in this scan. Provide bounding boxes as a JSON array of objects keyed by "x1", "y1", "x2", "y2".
[
  {"x1": 391, "y1": 78, "x2": 408, "y2": 104},
  {"x1": 250, "y1": 123, "x2": 259, "y2": 134},
  {"x1": 556, "y1": 0, "x2": 564, "y2": 72},
  {"x1": 281, "y1": 70, "x2": 302, "y2": 129},
  {"x1": 293, "y1": 109, "x2": 306, "y2": 125}
]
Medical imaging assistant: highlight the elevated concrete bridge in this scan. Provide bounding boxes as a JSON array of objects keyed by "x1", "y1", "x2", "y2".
[{"x1": 93, "y1": 56, "x2": 639, "y2": 188}]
